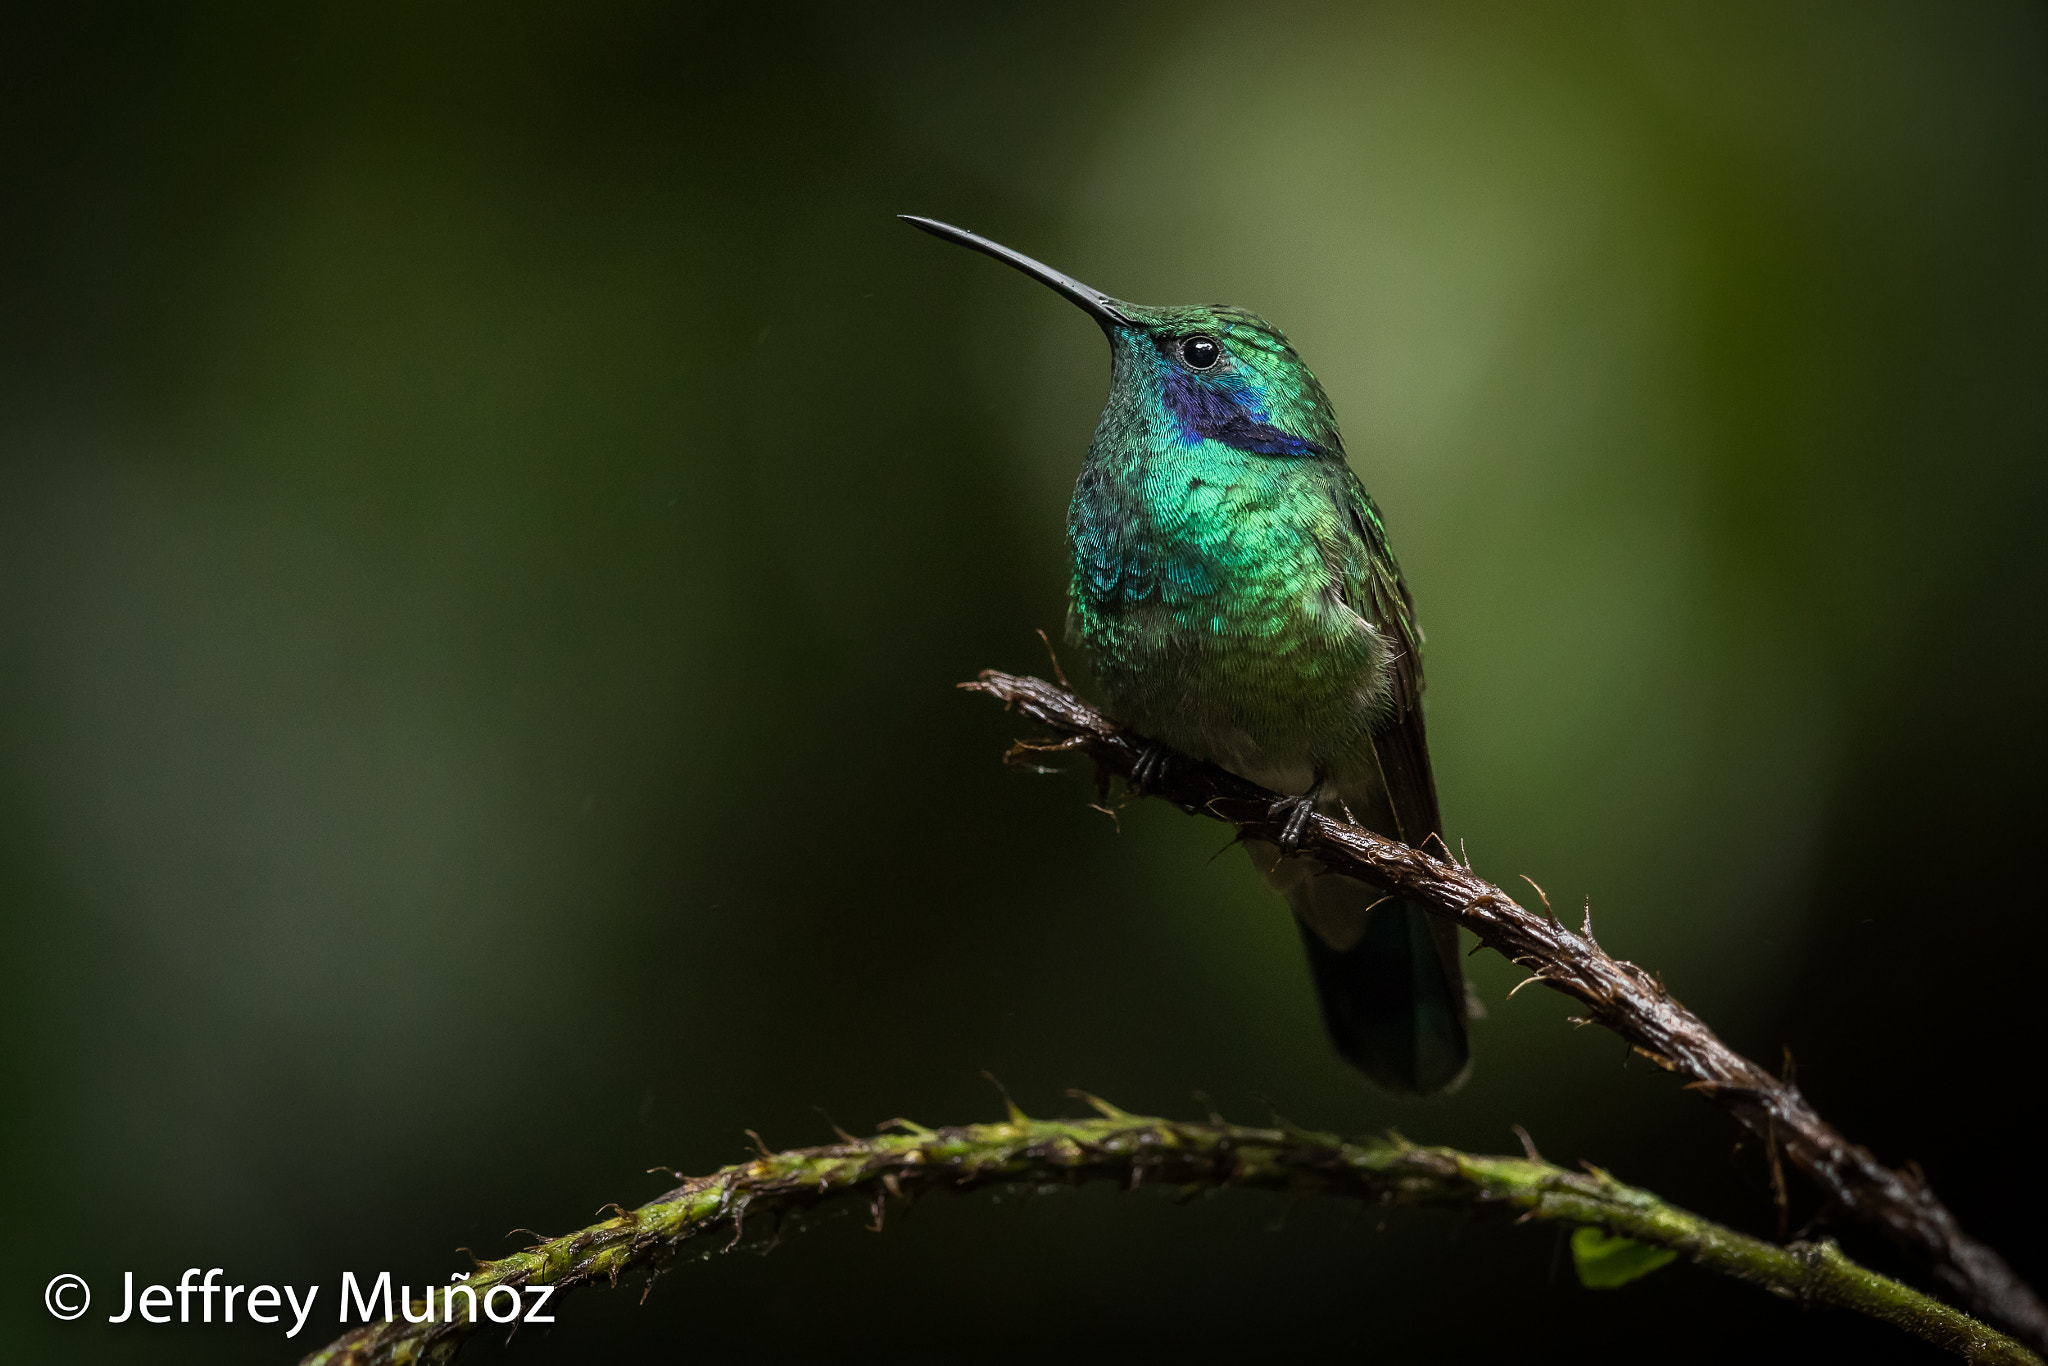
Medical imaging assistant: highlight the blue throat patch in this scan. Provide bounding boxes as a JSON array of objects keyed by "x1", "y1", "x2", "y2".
[{"x1": 1161, "y1": 371, "x2": 1324, "y2": 458}]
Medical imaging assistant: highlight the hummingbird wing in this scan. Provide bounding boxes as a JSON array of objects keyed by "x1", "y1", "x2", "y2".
[
  {"x1": 1348, "y1": 489, "x2": 1446, "y2": 850},
  {"x1": 1274, "y1": 470, "x2": 1469, "y2": 1093}
]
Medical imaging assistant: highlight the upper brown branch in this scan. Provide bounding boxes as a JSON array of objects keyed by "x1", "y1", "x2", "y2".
[{"x1": 964, "y1": 668, "x2": 2047, "y2": 1351}]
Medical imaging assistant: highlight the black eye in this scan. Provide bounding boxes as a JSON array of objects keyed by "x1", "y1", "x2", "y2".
[{"x1": 1180, "y1": 335, "x2": 1221, "y2": 369}]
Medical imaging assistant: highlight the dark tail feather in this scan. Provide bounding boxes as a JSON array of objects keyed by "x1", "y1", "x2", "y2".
[{"x1": 1293, "y1": 894, "x2": 1469, "y2": 1095}]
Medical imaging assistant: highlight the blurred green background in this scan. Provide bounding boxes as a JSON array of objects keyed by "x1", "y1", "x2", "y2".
[{"x1": 4, "y1": 2, "x2": 2044, "y2": 1361}]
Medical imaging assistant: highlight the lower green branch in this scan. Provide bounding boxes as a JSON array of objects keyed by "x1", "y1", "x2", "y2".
[{"x1": 301, "y1": 1104, "x2": 2036, "y2": 1366}]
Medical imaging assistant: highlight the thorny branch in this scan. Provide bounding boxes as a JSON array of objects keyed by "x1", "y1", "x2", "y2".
[
  {"x1": 964, "y1": 668, "x2": 2048, "y2": 1352},
  {"x1": 300, "y1": 1108, "x2": 2038, "y2": 1366}
]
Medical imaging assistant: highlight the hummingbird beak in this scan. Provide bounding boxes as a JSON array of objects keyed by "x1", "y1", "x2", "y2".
[{"x1": 900, "y1": 216, "x2": 1134, "y2": 330}]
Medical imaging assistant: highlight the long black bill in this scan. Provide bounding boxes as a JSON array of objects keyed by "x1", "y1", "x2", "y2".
[{"x1": 900, "y1": 215, "x2": 1132, "y2": 330}]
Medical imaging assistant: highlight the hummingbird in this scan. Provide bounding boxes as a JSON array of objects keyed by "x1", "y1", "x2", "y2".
[{"x1": 907, "y1": 215, "x2": 1469, "y2": 1094}]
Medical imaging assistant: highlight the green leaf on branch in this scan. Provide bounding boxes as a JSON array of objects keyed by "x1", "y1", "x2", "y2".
[{"x1": 1572, "y1": 1227, "x2": 1679, "y2": 1289}]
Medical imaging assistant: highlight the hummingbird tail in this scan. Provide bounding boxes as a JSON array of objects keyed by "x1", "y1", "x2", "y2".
[{"x1": 1272, "y1": 862, "x2": 1470, "y2": 1094}]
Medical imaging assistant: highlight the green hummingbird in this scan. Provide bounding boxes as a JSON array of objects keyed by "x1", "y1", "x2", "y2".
[{"x1": 908, "y1": 215, "x2": 1469, "y2": 1094}]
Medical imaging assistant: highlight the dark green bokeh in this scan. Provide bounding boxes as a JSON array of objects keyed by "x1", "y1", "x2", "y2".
[{"x1": 3, "y1": 3, "x2": 2043, "y2": 1361}]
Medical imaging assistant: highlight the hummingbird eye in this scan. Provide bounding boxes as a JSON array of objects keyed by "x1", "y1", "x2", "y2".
[{"x1": 1180, "y1": 335, "x2": 1221, "y2": 370}]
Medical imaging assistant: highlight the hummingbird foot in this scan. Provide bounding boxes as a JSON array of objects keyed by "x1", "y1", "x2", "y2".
[
  {"x1": 1268, "y1": 791, "x2": 1320, "y2": 854},
  {"x1": 1128, "y1": 742, "x2": 1172, "y2": 793}
]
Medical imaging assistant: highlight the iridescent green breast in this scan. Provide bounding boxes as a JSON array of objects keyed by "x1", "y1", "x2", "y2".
[{"x1": 1066, "y1": 440, "x2": 1392, "y2": 788}]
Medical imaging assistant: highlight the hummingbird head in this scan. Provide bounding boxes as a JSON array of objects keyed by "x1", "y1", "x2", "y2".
[{"x1": 902, "y1": 216, "x2": 1342, "y2": 461}]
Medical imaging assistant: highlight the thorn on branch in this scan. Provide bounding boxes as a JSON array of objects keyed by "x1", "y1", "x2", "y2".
[
  {"x1": 1002, "y1": 735, "x2": 1088, "y2": 774},
  {"x1": 1034, "y1": 628, "x2": 1074, "y2": 691},
  {"x1": 982, "y1": 1071, "x2": 1030, "y2": 1125},
  {"x1": 1069, "y1": 1089, "x2": 1135, "y2": 1121},
  {"x1": 814, "y1": 1106, "x2": 861, "y2": 1146},
  {"x1": 1768, "y1": 1117, "x2": 1791, "y2": 1242}
]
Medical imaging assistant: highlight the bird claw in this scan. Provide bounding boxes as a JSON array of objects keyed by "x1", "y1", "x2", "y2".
[
  {"x1": 1268, "y1": 792, "x2": 1318, "y2": 853},
  {"x1": 1130, "y1": 743, "x2": 1171, "y2": 793}
]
